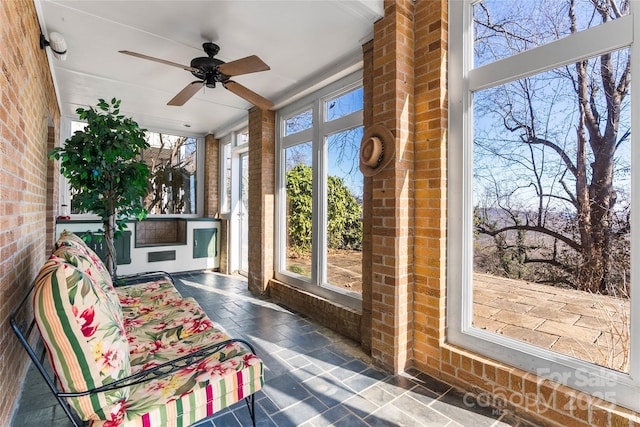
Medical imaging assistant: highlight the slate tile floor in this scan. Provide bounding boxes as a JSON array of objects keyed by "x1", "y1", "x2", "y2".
[{"x1": 11, "y1": 271, "x2": 539, "y2": 427}]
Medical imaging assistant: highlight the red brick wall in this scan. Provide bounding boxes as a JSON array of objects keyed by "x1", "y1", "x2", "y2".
[
  {"x1": 0, "y1": 0, "x2": 60, "y2": 424},
  {"x1": 270, "y1": 280, "x2": 362, "y2": 342}
]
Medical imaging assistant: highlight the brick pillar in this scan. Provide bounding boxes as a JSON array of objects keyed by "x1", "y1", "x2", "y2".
[
  {"x1": 361, "y1": 39, "x2": 374, "y2": 355},
  {"x1": 46, "y1": 125, "x2": 59, "y2": 253},
  {"x1": 368, "y1": 0, "x2": 415, "y2": 374},
  {"x1": 203, "y1": 134, "x2": 219, "y2": 217},
  {"x1": 412, "y1": 0, "x2": 448, "y2": 370},
  {"x1": 247, "y1": 107, "x2": 275, "y2": 295}
]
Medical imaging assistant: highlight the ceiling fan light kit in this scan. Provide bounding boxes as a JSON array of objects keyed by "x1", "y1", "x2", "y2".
[{"x1": 120, "y1": 42, "x2": 273, "y2": 110}]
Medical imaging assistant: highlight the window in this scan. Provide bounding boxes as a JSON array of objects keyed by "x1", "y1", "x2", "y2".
[
  {"x1": 142, "y1": 132, "x2": 198, "y2": 215},
  {"x1": 276, "y1": 72, "x2": 364, "y2": 308},
  {"x1": 64, "y1": 122, "x2": 203, "y2": 217},
  {"x1": 449, "y1": 0, "x2": 636, "y2": 410},
  {"x1": 236, "y1": 128, "x2": 249, "y2": 147}
]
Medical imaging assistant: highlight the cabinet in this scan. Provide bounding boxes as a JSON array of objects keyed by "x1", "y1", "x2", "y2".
[
  {"x1": 193, "y1": 228, "x2": 218, "y2": 259},
  {"x1": 81, "y1": 231, "x2": 132, "y2": 265}
]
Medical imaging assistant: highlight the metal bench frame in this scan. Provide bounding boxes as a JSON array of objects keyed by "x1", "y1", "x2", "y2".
[{"x1": 10, "y1": 272, "x2": 257, "y2": 427}]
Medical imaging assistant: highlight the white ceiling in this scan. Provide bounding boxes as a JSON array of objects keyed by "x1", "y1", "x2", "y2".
[{"x1": 35, "y1": 0, "x2": 383, "y2": 137}]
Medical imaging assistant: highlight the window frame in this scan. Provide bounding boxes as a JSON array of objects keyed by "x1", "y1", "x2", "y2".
[
  {"x1": 448, "y1": 0, "x2": 640, "y2": 411},
  {"x1": 275, "y1": 71, "x2": 364, "y2": 310},
  {"x1": 58, "y1": 117, "x2": 205, "y2": 219}
]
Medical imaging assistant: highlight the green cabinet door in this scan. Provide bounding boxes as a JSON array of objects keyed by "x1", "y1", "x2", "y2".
[
  {"x1": 81, "y1": 231, "x2": 132, "y2": 265},
  {"x1": 193, "y1": 228, "x2": 218, "y2": 259}
]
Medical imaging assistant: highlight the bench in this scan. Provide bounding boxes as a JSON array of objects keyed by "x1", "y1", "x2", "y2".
[{"x1": 10, "y1": 230, "x2": 264, "y2": 427}]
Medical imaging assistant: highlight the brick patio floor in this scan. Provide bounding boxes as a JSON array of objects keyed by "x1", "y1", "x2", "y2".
[{"x1": 473, "y1": 273, "x2": 630, "y2": 371}]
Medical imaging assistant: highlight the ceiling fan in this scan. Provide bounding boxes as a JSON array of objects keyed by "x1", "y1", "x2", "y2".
[{"x1": 119, "y1": 42, "x2": 273, "y2": 110}]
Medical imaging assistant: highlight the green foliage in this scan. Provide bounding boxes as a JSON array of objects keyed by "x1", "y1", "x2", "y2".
[
  {"x1": 286, "y1": 164, "x2": 362, "y2": 254},
  {"x1": 50, "y1": 98, "x2": 150, "y2": 232},
  {"x1": 327, "y1": 175, "x2": 362, "y2": 250},
  {"x1": 286, "y1": 164, "x2": 313, "y2": 252},
  {"x1": 49, "y1": 98, "x2": 150, "y2": 274}
]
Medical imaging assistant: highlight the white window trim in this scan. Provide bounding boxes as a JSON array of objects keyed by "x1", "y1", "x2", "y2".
[
  {"x1": 448, "y1": 0, "x2": 640, "y2": 411},
  {"x1": 275, "y1": 71, "x2": 363, "y2": 310}
]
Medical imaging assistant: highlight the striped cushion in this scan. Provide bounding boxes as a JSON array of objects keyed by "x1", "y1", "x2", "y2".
[{"x1": 33, "y1": 257, "x2": 131, "y2": 422}]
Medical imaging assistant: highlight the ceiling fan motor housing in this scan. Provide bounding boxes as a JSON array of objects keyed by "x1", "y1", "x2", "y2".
[{"x1": 190, "y1": 43, "x2": 230, "y2": 87}]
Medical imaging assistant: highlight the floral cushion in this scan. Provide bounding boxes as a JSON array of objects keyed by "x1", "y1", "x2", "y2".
[
  {"x1": 33, "y1": 257, "x2": 131, "y2": 422},
  {"x1": 53, "y1": 244, "x2": 123, "y2": 321},
  {"x1": 123, "y1": 298, "x2": 215, "y2": 355},
  {"x1": 89, "y1": 329, "x2": 264, "y2": 427},
  {"x1": 116, "y1": 280, "x2": 184, "y2": 317},
  {"x1": 55, "y1": 230, "x2": 113, "y2": 287}
]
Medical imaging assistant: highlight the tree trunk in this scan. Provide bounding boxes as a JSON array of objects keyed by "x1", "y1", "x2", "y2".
[
  {"x1": 104, "y1": 214, "x2": 117, "y2": 278},
  {"x1": 574, "y1": 50, "x2": 620, "y2": 294}
]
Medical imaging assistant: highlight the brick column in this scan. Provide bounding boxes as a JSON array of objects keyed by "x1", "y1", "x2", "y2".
[
  {"x1": 46, "y1": 125, "x2": 60, "y2": 253},
  {"x1": 361, "y1": 39, "x2": 374, "y2": 355},
  {"x1": 247, "y1": 107, "x2": 275, "y2": 295},
  {"x1": 412, "y1": 0, "x2": 449, "y2": 372},
  {"x1": 368, "y1": 0, "x2": 416, "y2": 373},
  {"x1": 203, "y1": 134, "x2": 219, "y2": 217}
]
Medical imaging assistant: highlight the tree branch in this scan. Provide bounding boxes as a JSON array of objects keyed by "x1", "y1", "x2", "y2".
[
  {"x1": 525, "y1": 136, "x2": 578, "y2": 178},
  {"x1": 476, "y1": 223, "x2": 582, "y2": 252}
]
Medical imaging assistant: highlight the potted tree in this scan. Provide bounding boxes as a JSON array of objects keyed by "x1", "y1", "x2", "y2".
[{"x1": 50, "y1": 98, "x2": 150, "y2": 277}]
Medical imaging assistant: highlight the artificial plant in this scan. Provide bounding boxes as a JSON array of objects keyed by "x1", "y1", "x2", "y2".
[{"x1": 50, "y1": 98, "x2": 150, "y2": 277}]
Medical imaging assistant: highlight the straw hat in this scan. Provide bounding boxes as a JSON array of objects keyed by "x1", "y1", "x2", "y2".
[{"x1": 359, "y1": 124, "x2": 395, "y2": 177}]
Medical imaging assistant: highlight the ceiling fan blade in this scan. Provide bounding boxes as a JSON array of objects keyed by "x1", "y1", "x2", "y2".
[
  {"x1": 119, "y1": 50, "x2": 199, "y2": 73},
  {"x1": 224, "y1": 81, "x2": 273, "y2": 110},
  {"x1": 168, "y1": 81, "x2": 204, "y2": 106},
  {"x1": 218, "y1": 55, "x2": 270, "y2": 76}
]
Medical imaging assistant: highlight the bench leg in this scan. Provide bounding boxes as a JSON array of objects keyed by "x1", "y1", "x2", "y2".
[{"x1": 244, "y1": 394, "x2": 256, "y2": 427}]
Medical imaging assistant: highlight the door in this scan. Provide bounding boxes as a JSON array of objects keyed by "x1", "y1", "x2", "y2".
[{"x1": 239, "y1": 152, "x2": 249, "y2": 274}]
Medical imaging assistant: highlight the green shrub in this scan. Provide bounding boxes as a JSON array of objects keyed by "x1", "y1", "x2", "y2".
[{"x1": 286, "y1": 164, "x2": 362, "y2": 254}]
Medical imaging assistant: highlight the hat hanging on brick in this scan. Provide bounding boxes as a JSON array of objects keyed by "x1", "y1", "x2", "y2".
[{"x1": 359, "y1": 124, "x2": 395, "y2": 177}]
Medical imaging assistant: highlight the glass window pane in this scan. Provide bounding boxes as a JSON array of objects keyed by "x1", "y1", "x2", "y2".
[
  {"x1": 473, "y1": 0, "x2": 627, "y2": 67},
  {"x1": 285, "y1": 109, "x2": 313, "y2": 136},
  {"x1": 326, "y1": 87, "x2": 364, "y2": 121},
  {"x1": 237, "y1": 128, "x2": 248, "y2": 146},
  {"x1": 285, "y1": 142, "x2": 313, "y2": 278},
  {"x1": 143, "y1": 132, "x2": 198, "y2": 215},
  {"x1": 472, "y1": 48, "x2": 631, "y2": 372},
  {"x1": 325, "y1": 127, "x2": 363, "y2": 295}
]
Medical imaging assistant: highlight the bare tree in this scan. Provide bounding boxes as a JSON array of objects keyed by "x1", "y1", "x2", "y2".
[
  {"x1": 473, "y1": 0, "x2": 631, "y2": 294},
  {"x1": 144, "y1": 134, "x2": 196, "y2": 214}
]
